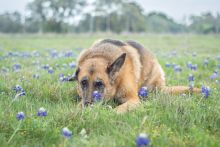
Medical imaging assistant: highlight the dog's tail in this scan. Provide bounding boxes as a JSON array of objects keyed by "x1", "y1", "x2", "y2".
[{"x1": 161, "y1": 86, "x2": 201, "y2": 95}]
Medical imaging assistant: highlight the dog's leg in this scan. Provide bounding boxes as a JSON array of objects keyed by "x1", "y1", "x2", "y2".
[{"x1": 115, "y1": 97, "x2": 140, "y2": 114}]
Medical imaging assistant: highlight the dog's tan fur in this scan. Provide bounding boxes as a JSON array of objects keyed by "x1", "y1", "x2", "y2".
[{"x1": 71, "y1": 39, "x2": 200, "y2": 113}]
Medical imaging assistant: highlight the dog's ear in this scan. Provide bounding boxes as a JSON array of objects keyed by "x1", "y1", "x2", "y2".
[
  {"x1": 68, "y1": 68, "x2": 80, "y2": 81},
  {"x1": 106, "y1": 53, "x2": 126, "y2": 80}
]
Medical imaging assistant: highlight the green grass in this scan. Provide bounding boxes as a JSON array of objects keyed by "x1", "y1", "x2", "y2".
[{"x1": 0, "y1": 34, "x2": 220, "y2": 147}]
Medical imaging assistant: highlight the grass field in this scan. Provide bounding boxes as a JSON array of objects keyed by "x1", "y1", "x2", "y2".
[{"x1": 0, "y1": 34, "x2": 220, "y2": 147}]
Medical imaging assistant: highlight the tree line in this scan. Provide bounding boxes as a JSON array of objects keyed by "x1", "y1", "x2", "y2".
[{"x1": 0, "y1": 0, "x2": 220, "y2": 34}]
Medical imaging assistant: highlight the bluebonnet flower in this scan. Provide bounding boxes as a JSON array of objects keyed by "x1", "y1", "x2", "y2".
[
  {"x1": 92, "y1": 91, "x2": 102, "y2": 102},
  {"x1": 16, "y1": 112, "x2": 25, "y2": 121},
  {"x1": 33, "y1": 74, "x2": 40, "y2": 79},
  {"x1": 187, "y1": 61, "x2": 192, "y2": 69},
  {"x1": 210, "y1": 71, "x2": 218, "y2": 79},
  {"x1": 60, "y1": 76, "x2": 69, "y2": 82},
  {"x1": 13, "y1": 84, "x2": 22, "y2": 93},
  {"x1": 37, "y1": 107, "x2": 47, "y2": 117},
  {"x1": 50, "y1": 49, "x2": 58, "y2": 58},
  {"x1": 69, "y1": 62, "x2": 76, "y2": 69},
  {"x1": 59, "y1": 73, "x2": 64, "y2": 77},
  {"x1": 203, "y1": 59, "x2": 208, "y2": 66},
  {"x1": 18, "y1": 90, "x2": 26, "y2": 96},
  {"x1": 188, "y1": 74, "x2": 194, "y2": 82},
  {"x1": 42, "y1": 64, "x2": 50, "y2": 70},
  {"x1": 173, "y1": 65, "x2": 182, "y2": 72},
  {"x1": 62, "y1": 127, "x2": 72, "y2": 138},
  {"x1": 190, "y1": 64, "x2": 197, "y2": 71},
  {"x1": 12, "y1": 63, "x2": 21, "y2": 70},
  {"x1": 48, "y1": 67, "x2": 54, "y2": 74},
  {"x1": 201, "y1": 86, "x2": 210, "y2": 98},
  {"x1": 165, "y1": 63, "x2": 171, "y2": 68},
  {"x1": 172, "y1": 63, "x2": 177, "y2": 68},
  {"x1": 218, "y1": 64, "x2": 220, "y2": 69},
  {"x1": 136, "y1": 133, "x2": 150, "y2": 147},
  {"x1": 138, "y1": 87, "x2": 148, "y2": 98},
  {"x1": 32, "y1": 51, "x2": 40, "y2": 57},
  {"x1": 64, "y1": 51, "x2": 74, "y2": 57}
]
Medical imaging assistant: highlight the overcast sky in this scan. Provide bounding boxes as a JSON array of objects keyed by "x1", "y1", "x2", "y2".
[{"x1": 0, "y1": 0, "x2": 219, "y2": 23}]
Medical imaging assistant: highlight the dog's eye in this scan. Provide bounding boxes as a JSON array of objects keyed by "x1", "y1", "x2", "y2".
[
  {"x1": 94, "y1": 81, "x2": 103, "y2": 88},
  {"x1": 81, "y1": 79, "x2": 88, "y2": 88}
]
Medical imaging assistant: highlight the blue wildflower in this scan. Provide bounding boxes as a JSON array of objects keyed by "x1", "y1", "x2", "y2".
[
  {"x1": 59, "y1": 73, "x2": 64, "y2": 77},
  {"x1": 60, "y1": 76, "x2": 69, "y2": 82},
  {"x1": 136, "y1": 133, "x2": 150, "y2": 147},
  {"x1": 165, "y1": 63, "x2": 171, "y2": 68},
  {"x1": 218, "y1": 64, "x2": 220, "y2": 69},
  {"x1": 187, "y1": 61, "x2": 192, "y2": 69},
  {"x1": 188, "y1": 74, "x2": 194, "y2": 82},
  {"x1": 50, "y1": 50, "x2": 58, "y2": 58},
  {"x1": 62, "y1": 127, "x2": 72, "y2": 138},
  {"x1": 12, "y1": 63, "x2": 21, "y2": 70},
  {"x1": 69, "y1": 62, "x2": 76, "y2": 69},
  {"x1": 42, "y1": 64, "x2": 50, "y2": 70},
  {"x1": 190, "y1": 64, "x2": 197, "y2": 71},
  {"x1": 48, "y1": 67, "x2": 54, "y2": 74},
  {"x1": 13, "y1": 84, "x2": 22, "y2": 93},
  {"x1": 16, "y1": 112, "x2": 25, "y2": 121},
  {"x1": 201, "y1": 86, "x2": 210, "y2": 98},
  {"x1": 18, "y1": 90, "x2": 26, "y2": 96},
  {"x1": 210, "y1": 72, "x2": 218, "y2": 79},
  {"x1": 37, "y1": 107, "x2": 47, "y2": 117},
  {"x1": 92, "y1": 91, "x2": 102, "y2": 102},
  {"x1": 174, "y1": 65, "x2": 182, "y2": 72},
  {"x1": 64, "y1": 51, "x2": 74, "y2": 57},
  {"x1": 138, "y1": 87, "x2": 148, "y2": 98}
]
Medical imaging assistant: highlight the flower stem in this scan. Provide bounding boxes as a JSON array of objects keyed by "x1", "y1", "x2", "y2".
[{"x1": 7, "y1": 121, "x2": 22, "y2": 144}]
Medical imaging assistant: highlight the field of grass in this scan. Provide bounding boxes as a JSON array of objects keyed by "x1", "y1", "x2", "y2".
[{"x1": 0, "y1": 34, "x2": 220, "y2": 147}]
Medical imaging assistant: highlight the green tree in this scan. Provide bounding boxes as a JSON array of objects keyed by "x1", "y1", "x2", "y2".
[
  {"x1": 26, "y1": 0, "x2": 86, "y2": 33},
  {"x1": 0, "y1": 12, "x2": 23, "y2": 33}
]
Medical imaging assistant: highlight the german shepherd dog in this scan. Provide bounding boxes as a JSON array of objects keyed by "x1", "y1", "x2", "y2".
[{"x1": 69, "y1": 39, "x2": 200, "y2": 113}]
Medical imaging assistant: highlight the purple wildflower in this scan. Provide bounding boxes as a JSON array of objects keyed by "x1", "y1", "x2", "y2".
[
  {"x1": 48, "y1": 67, "x2": 54, "y2": 74},
  {"x1": 136, "y1": 133, "x2": 150, "y2": 147},
  {"x1": 12, "y1": 63, "x2": 21, "y2": 70},
  {"x1": 69, "y1": 62, "x2": 76, "y2": 69},
  {"x1": 165, "y1": 63, "x2": 171, "y2": 68},
  {"x1": 138, "y1": 87, "x2": 148, "y2": 98},
  {"x1": 174, "y1": 65, "x2": 182, "y2": 72},
  {"x1": 190, "y1": 64, "x2": 197, "y2": 71},
  {"x1": 16, "y1": 112, "x2": 25, "y2": 121},
  {"x1": 62, "y1": 127, "x2": 72, "y2": 138},
  {"x1": 201, "y1": 86, "x2": 210, "y2": 98},
  {"x1": 37, "y1": 107, "x2": 47, "y2": 117},
  {"x1": 92, "y1": 91, "x2": 102, "y2": 102},
  {"x1": 210, "y1": 72, "x2": 218, "y2": 79},
  {"x1": 188, "y1": 74, "x2": 194, "y2": 82}
]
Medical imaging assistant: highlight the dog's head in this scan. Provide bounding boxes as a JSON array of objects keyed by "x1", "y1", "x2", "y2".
[{"x1": 69, "y1": 53, "x2": 126, "y2": 106}]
